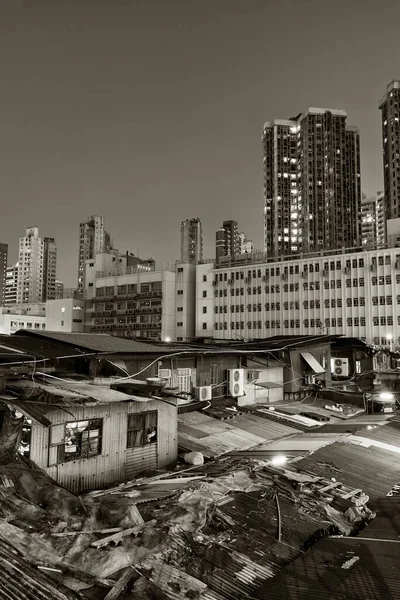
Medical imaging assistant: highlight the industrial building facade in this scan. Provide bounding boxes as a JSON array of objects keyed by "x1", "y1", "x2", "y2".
[
  {"x1": 263, "y1": 108, "x2": 361, "y2": 258},
  {"x1": 84, "y1": 253, "x2": 196, "y2": 342},
  {"x1": 195, "y1": 246, "x2": 400, "y2": 348}
]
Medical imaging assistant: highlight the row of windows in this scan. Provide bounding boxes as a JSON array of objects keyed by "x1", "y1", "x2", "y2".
[
  {"x1": 212, "y1": 316, "x2": 400, "y2": 331},
  {"x1": 213, "y1": 255, "x2": 399, "y2": 283},
  {"x1": 215, "y1": 277, "x2": 399, "y2": 295}
]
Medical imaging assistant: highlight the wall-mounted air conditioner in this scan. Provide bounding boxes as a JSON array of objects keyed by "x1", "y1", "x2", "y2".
[
  {"x1": 158, "y1": 369, "x2": 172, "y2": 380},
  {"x1": 196, "y1": 386, "x2": 212, "y2": 401},
  {"x1": 331, "y1": 357, "x2": 349, "y2": 377},
  {"x1": 228, "y1": 368, "x2": 245, "y2": 397}
]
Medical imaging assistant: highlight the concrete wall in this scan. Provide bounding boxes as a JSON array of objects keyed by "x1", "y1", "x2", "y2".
[
  {"x1": 240, "y1": 364, "x2": 284, "y2": 406},
  {"x1": 174, "y1": 263, "x2": 196, "y2": 341},
  {"x1": 195, "y1": 263, "x2": 215, "y2": 337},
  {"x1": 46, "y1": 298, "x2": 85, "y2": 332}
]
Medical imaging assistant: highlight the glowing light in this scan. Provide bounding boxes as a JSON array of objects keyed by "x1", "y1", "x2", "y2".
[
  {"x1": 164, "y1": 337, "x2": 171, "y2": 343},
  {"x1": 270, "y1": 455, "x2": 287, "y2": 467},
  {"x1": 380, "y1": 392, "x2": 394, "y2": 401}
]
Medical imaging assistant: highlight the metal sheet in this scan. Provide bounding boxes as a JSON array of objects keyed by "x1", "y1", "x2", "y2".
[
  {"x1": 299, "y1": 351, "x2": 325, "y2": 374},
  {"x1": 126, "y1": 444, "x2": 158, "y2": 480}
]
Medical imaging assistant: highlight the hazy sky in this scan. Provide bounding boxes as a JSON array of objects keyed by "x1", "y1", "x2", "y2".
[{"x1": 1, "y1": 0, "x2": 399, "y2": 285}]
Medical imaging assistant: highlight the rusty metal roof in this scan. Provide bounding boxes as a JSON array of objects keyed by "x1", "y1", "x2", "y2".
[
  {"x1": 253, "y1": 536, "x2": 400, "y2": 600},
  {"x1": 0, "y1": 539, "x2": 78, "y2": 600},
  {"x1": 294, "y1": 441, "x2": 400, "y2": 501}
]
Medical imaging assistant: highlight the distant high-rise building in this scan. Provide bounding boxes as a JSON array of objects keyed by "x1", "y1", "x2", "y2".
[
  {"x1": 43, "y1": 237, "x2": 57, "y2": 300},
  {"x1": 0, "y1": 244, "x2": 7, "y2": 306},
  {"x1": 5, "y1": 264, "x2": 18, "y2": 305},
  {"x1": 180, "y1": 218, "x2": 203, "y2": 264},
  {"x1": 263, "y1": 108, "x2": 361, "y2": 257},
  {"x1": 55, "y1": 279, "x2": 64, "y2": 299},
  {"x1": 238, "y1": 233, "x2": 254, "y2": 254},
  {"x1": 16, "y1": 228, "x2": 57, "y2": 303},
  {"x1": 361, "y1": 192, "x2": 386, "y2": 248},
  {"x1": 380, "y1": 80, "x2": 400, "y2": 221},
  {"x1": 215, "y1": 220, "x2": 239, "y2": 263},
  {"x1": 77, "y1": 215, "x2": 111, "y2": 299}
]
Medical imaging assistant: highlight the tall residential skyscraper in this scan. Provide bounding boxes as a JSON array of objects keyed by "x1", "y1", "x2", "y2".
[
  {"x1": 5, "y1": 264, "x2": 18, "y2": 305},
  {"x1": 180, "y1": 218, "x2": 203, "y2": 264},
  {"x1": 263, "y1": 108, "x2": 361, "y2": 257},
  {"x1": 16, "y1": 227, "x2": 57, "y2": 303},
  {"x1": 215, "y1": 220, "x2": 240, "y2": 263},
  {"x1": 0, "y1": 244, "x2": 7, "y2": 306},
  {"x1": 380, "y1": 80, "x2": 400, "y2": 221},
  {"x1": 77, "y1": 215, "x2": 111, "y2": 299},
  {"x1": 361, "y1": 192, "x2": 386, "y2": 248}
]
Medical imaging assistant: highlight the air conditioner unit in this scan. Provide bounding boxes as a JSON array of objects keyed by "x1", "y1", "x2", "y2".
[
  {"x1": 331, "y1": 357, "x2": 349, "y2": 377},
  {"x1": 158, "y1": 369, "x2": 172, "y2": 380},
  {"x1": 196, "y1": 385, "x2": 213, "y2": 401},
  {"x1": 228, "y1": 368, "x2": 245, "y2": 397}
]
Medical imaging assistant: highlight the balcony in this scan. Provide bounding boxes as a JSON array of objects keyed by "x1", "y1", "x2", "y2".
[
  {"x1": 91, "y1": 294, "x2": 114, "y2": 303},
  {"x1": 135, "y1": 290, "x2": 162, "y2": 299}
]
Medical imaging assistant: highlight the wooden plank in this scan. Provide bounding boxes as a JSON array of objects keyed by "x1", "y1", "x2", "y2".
[
  {"x1": 317, "y1": 481, "x2": 342, "y2": 493},
  {"x1": 52, "y1": 528, "x2": 123, "y2": 537},
  {"x1": 91, "y1": 520, "x2": 156, "y2": 549},
  {"x1": 342, "y1": 488, "x2": 363, "y2": 499},
  {"x1": 104, "y1": 567, "x2": 135, "y2": 600}
]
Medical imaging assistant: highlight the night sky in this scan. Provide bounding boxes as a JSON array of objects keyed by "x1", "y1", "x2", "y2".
[{"x1": 1, "y1": 0, "x2": 399, "y2": 286}]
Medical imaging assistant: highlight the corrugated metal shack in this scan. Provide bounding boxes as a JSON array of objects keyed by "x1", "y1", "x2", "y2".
[{"x1": 5, "y1": 380, "x2": 177, "y2": 493}]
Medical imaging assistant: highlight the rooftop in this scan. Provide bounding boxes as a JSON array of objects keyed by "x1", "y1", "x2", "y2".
[{"x1": 254, "y1": 536, "x2": 400, "y2": 600}]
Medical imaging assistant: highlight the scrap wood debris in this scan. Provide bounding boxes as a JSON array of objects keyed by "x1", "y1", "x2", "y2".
[{"x1": 0, "y1": 455, "x2": 378, "y2": 600}]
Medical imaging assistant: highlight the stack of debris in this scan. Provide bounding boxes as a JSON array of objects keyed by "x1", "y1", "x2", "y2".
[{"x1": 0, "y1": 446, "x2": 376, "y2": 600}]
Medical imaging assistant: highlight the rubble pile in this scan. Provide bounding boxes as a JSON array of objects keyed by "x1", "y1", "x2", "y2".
[{"x1": 0, "y1": 454, "x2": 376, "y2": 600}]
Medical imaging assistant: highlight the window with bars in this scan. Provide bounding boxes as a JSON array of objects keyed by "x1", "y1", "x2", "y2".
[
  {"x1": 48, "y1": 419, "x2": 102, "y2": 466},
  {"x1": 127, "y1": 412, "x2": 157, "y2": 448}
]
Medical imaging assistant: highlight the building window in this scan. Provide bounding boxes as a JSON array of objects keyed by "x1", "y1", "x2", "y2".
[
  {"x1": 48, "y1": 419, "x2": 103, "y2": 466},
  {"x1": 202, "y1": 307, "x2": 207, "y2": 314},
  {"x1": 177, "y1": 307, "x2": 183, "y2": 312},
  {"x1": 202, "y1": 322, "x2": 207, "y2": 330},
  {"x1": 72, "y1": 319, "x2": 82, "y2": 323},
  {"x1": 177, "y1": 290, "x2": 183, "y2": 295},
  {"x1": 177, "y1": 267, "x2": 183, "y2": 272},
  {"x1": 203, "y1": 291, "x2": 207, "y2": 298},
  {"x1": 88, "y1": 283, "x2": 93, "y2": 287},
  {"x1": 203, "y1": 275, "x2": 207, "y2": 282},
  {"x1": 177, "y1": 322, "x2": 183, "y2": 326},
  {"x1": 127, "y1": 412, "x2": 157, "y2": 448}
]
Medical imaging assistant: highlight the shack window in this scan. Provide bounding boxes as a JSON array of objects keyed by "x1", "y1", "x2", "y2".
[
  {"x1": 48, "y1": 419, "x2": 103, "y2": 466},
  {"x1": 127, "y1": 411, "x2": 157, "y2": 448}
]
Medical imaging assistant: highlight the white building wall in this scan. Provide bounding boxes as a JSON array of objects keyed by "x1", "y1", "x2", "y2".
[
  {"x1": 174, "y1": 263, "x2": 196, "y2": 341},
  {"x1": 46, "y1": 299, "x2": 85, "y2": 332},
  {"x1": 195, "y1": 263, "x2": 215, "y2": 337},
  {"x1": 17, "y1": 228, "x2": 45, "y2": 304},
  {"x1": 196, "y1": 247, "x2": 400, "y2": 348},
  {"x1": 0, "y1": 303, "x2": 46, "y2": 334}
]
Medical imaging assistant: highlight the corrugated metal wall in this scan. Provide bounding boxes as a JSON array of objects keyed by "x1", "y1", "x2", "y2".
[
  {"x1": 29, "y1": 399, "x2": 178, "y2": 494},
  {"x1": 126, "y1": 444, "x2": 157, "y2": 480}
]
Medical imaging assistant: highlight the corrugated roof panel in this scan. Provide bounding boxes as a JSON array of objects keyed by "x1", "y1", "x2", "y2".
[
  {"x1": 253, "y1": 537, "x2": 400, "y2": 600},
  {"x1": 295, "y1": 442, "x2": 400, "y2": 501}
]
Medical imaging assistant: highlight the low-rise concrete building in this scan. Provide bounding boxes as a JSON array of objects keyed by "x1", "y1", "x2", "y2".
[
  {"x1": 45, "y1": 298, "x2": 85, "y2": 333},
  {"x1": 0, "y1": 303, "x2": 46, "y2": 334}
]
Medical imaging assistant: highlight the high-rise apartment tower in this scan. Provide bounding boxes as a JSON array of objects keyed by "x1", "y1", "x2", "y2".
[
  {"x1": 263, "y1": 108, "x2": 361, "y2": 257},
  {"x1": 215, "y1": 220, "x2": 240, "y2": 263},
  {"x1": 0, "y1": 244, "x2": 7, "y2": 306},
  {"x1": 180, "y1": 218, "x2": 203, "y2": 264},
  {"x1": 380, "y1": 80, "x2": 400, "y2": 222},
  {"x1": 16, "y1": 228, "x2": 57, "y2": 303},
  {"x1": 77, "y1": 215, "x2": 111, "y2": 299}
]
